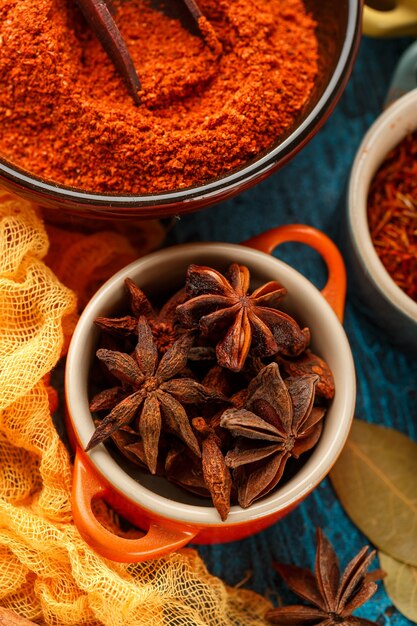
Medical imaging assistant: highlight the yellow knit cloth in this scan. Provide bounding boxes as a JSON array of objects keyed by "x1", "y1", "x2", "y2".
[{"x1": 0, "y1": 192, "x2": 271, "y2": 625}]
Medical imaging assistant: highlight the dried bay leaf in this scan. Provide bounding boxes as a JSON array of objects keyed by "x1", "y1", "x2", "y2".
[
  {"x1": 330, "y1": 419, "x2": 417, "y2": 566},
  {"x1": 379, "y1": 552, "x2": 417, "y2": 622}
]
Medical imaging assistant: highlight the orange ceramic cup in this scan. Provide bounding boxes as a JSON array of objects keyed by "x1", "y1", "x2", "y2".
[{"x1": 65, "y1": 225, "x2": 355, "y2": 562}]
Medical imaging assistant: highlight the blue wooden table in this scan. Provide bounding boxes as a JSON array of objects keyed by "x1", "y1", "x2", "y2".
[{"x1": 165, "y1": 34, "x2": 417, "y2": 625}]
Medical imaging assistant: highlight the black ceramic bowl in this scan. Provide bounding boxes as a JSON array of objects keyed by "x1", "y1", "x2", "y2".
[{"x1": 0, "y1": 0, "x2": 362, "y2": 220}]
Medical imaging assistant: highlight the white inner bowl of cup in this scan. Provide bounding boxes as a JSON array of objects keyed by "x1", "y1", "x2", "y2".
[
  {"x1": 66, "y1": 243, "x2": 356, "y2": 525},
  {"x1": 348, "y1": 88, "x2": 417, "y2": 323}
]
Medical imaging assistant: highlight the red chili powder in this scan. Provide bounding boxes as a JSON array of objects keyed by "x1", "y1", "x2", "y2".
[{"x1": 0, "y1": 0, "x2": 318, "y2": 194}]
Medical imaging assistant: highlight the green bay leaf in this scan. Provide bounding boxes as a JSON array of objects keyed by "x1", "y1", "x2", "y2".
[
  {"x1": 330, "y1": 419, "x2": 417, "y2": 566},
  {"x1": 379, "y1": 552, "x2": 417, "y2": 622}
]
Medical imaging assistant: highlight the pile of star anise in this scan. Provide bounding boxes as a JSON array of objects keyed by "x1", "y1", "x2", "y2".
[{"x1": 86, "y1": 263, "x2": 335, "y2": 521}]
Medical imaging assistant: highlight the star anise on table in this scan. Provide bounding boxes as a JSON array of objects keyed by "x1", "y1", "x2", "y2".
[
  {"x1": 94, "y1": 278, "x2": 187, "y2": 355},
  {"x1": 86, "y1": 316, "x2": 226, "y2": 473},
  {"x1": 176, "y1": 263, "x2": 310, "y2": 373},
  {"x1": 220, "y1": 362, "x2": 325, "y2": 508},
  {"x1": 267, "y1": 528, "x2": 385, "y2": 626}
]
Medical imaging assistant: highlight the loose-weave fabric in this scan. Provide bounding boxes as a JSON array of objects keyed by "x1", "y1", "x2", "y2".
[{"x1": 0, "y1": 192, "x2": 271, "y2": 625}]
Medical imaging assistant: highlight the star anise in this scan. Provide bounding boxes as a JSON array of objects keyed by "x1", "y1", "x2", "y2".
[
  {"x1": 267, "y1": 528, "x2": 385, "y2": 626},
  {"x1": 95, "y1": 278, "x2": 187, "y2": 355},
  {"x1": 165, "y1": 442, "x2": 209, "y2": 498},
  {"x1": 176, "y1": 264, "x2": 310, "y2": 373},
  {"x1": 192, "y1": 417, "x2": 233, "y2": 521},
  {"x1": 86, "y1": 263, "x2": 336, "y2": 521},
  {"x1": 86, "y1": 316, "x2": 226, "y2": 473},
  {"x1": 275, "y1": 350, "x2": 335, "y2": 400},
  {"x1": 220, "y1": 362, "x2": 325, "y2": 508},
  {"x1": 109, "y1": 423, "x2": 168, "y2": 474},
  {"x1": 201, "y1": 365, "x2": 235, "y2": 398}
]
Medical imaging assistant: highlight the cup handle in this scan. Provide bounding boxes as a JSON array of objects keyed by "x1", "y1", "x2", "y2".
[
  {"x1": 363, "y1": 4, "x2": 417, "y2": 37},
  {"x1": 72, "y1": 452, "x2": 198, "y2": 562},
  {"x1": 244, "y1": 224, "x2": 346, "y2": 322}
]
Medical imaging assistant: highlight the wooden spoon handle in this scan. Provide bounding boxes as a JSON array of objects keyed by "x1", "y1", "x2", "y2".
[{"x1": 182, "y1": 0, "x2": 203, "y2": 20}]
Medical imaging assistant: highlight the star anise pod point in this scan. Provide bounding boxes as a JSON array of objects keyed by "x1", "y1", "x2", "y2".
[
  {"x1": 221, "y1": 362, "x2": 324, "y2": 508},
  {"x1": 266, "y1": 528, "x2": 385, "y2": 626},
  {"x1": 87, "y1": 316, "x2": 225, "y2": 474},
  {"x1": 177, "y1": 263, "x2": 310, "y2": 372}
]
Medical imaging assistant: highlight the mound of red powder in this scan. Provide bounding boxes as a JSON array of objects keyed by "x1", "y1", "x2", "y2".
[{"x1": 0, "y1": 0, "x2": 318, "y2": 194}]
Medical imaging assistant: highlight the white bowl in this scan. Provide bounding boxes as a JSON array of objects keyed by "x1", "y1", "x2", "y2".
[{"x1": 347, "y1": 88, "x2": 417, "y2": 352}]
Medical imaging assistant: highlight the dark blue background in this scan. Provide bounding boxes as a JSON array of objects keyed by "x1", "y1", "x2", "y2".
[{"x1": 166, "y1": 35, "x2": 417, "y2": 624}]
